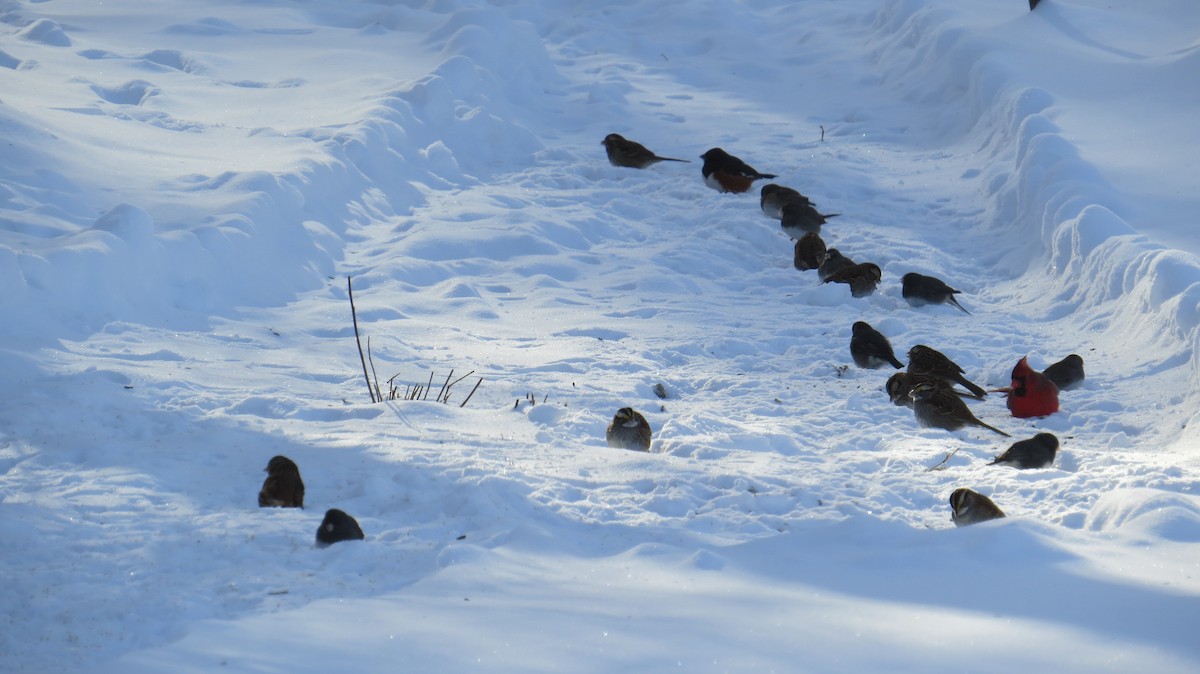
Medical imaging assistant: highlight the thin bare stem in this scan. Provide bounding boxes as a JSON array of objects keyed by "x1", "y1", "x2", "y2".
[
  {"x1": 348, "y1": 276, "x2": 376, "y2": 403},
  {"x1": 461, "y1": 378, "x2": 483, "y2": 408}
]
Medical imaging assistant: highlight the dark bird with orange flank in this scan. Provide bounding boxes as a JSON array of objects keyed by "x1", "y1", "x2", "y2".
[
  {"x1": 949, "y1": 488, "x2": 1006, "y2": 527},
  {"x1": 700, "y1": 148, "x2": 777, "y2": 194},
  {"x1": 258, "y1": 455, "x2": 305, "y2": 508},
  {"x1": 1042, "y1": 354, "x2": 1085, "y2": 390},
  {"x1": 850, "y1": 321, "x2": 903, "y2": 369},
  {"x1": 1007, "y1": 356, "x2": 1060, "y2": 418},
  {"x1": 601, "y1": 133, "x2": 689, "y2": 169}
]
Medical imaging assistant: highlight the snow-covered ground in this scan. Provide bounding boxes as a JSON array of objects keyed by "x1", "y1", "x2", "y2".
[{"x1": 3, "y1": 1, "x2": 1199, "y2": 671}]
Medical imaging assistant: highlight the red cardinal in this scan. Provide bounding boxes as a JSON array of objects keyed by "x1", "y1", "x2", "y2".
[{"x1": 1007, "y1": 356, "x2": 1059, "y2": 418}]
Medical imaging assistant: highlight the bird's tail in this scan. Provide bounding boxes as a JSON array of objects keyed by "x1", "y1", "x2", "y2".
[
  {"x1": 980, "y1": 421, "x2": 1011, "y2": 438},
  {"x1": 888, "y1": 355, "x2": 904, "y2": 369},
  {"x1": 660, "y1": 157, "x2": 691, "y2": 163},
  {"x1": 948, "y1": 296, "x2": 971, "y2": 315},
  {"x1": 957, "y1": 376, "x2": 988, "y2": 398}
]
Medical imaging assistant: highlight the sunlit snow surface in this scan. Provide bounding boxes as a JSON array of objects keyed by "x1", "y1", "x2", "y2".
[{"x1": 2, "y1": 1, "x2": 1199, "y2": 672}]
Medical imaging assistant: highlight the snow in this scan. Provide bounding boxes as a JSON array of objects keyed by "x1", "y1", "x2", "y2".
[{"x1": 2, "y1": 0, "x2": 1199, "y2": 671}]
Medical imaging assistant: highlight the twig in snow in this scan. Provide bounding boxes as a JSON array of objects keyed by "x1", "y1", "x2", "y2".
[
  {"x1": 460, "y1": 378, "x2": 483, "y2": 408},
  {"x1": 926, "y1": 446, "x2": 963, "y2": 472},
  {"x1": 348, "y1": 276, "x2": 376, "y2": 403}
]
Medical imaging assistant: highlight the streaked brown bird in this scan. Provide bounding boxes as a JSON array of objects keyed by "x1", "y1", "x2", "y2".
[
  {"x1": 316, "y1": 508, "x2": 365, "y2": 547},
  {"x1": 601, "y1": 133, "x2": 689, "y2": 168},
  {"x1": 911, "y1": 383, "x2": 1010, "y2": 437},
  {"x1": 851, "y1": 321, "x2": 904, "y2": 369},
  {"x1": 989, "y1": 432, "x2": 1059, "y2": 469},
  {"x1": 906, "y1": 344, "x2": 988, "y2": 398},
  {"x1": 823, "y1": 262, "x2": 882, "y2": 297},
  {"x1": 885, "y1": 372, "x2": 970, "y2": 407},
  {"x1": 780, "y1": 201, "x2": 840, "y2": 239},
  {"x1": 258, "y1": 455, "x2": 305, "y2": 508},
  {"x1": 760, "y1": 183, "x2": 813, "y2": 219},
  {"x1": 949, "y1": 488, "x2": 1006, "y2": 527},
  {"x1": 700, "y1": 147, "x2": 777, "y2": 194},
  {"x1": 606, "y1": 407, "x2": 652, "y2": 451},
  {"x1": 817, "y1": 248, "x2": 855, "y2": 282},
  {"x1": 901, "y1": 272, "x2": 971, "y2": 314},
  {"x1": 1042, "y1": 354, "x2": 1084, "y2": 390},
  {"x1": 793, "y1": 232, "x2": 827, "y2": 271}
]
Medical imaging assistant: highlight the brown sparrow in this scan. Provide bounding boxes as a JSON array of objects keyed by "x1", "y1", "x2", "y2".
[
  {"x1": 606, "y1": 407, "x2": 652, "y2": 451},
  {"x1": 949, "y1": 488, "x2": 1006, "y2": 527}
]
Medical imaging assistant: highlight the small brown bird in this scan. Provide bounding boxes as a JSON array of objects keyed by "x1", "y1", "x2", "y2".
[
  {"x1": 793, "y1": 232, "x2": 827, "y2": 271},
  {"x1": 906, "y1": 345, "x2": 988, "y2": 398},
  {"x1": 823, "y1": 262, "x2": 882, "y2": 297},
  {"x1": 760, "y1": 183, "x2": 813, "y2": 218},
  {"x1": 780, "y1": 201, "x2": 840, "y2": 239},
  {"x1": 258, "y1": 455, "x2": 305, "y2": 508},
  {"x1": 606, "y1": 407, "x2": 652, "y2": 451},
  {"x1": 949, "y1": 488, "x2": 1006, "y2": 527},
  {"x1": 1042, "y1": 354, "x2": 1084, "y2": 390},
  {"x1": 700, "y1": 148, "x2": 777, "y2": 194},
  {"x1": 989, "y1": 432, "x2": 1059, "y2": 469},
  {"x1": 601, "y1": 133, "x2": 689, "y2": 169},
  {"x1": 316, "y1": 508, "x2": 365, "y2": 547},
  {"x1": 886, "y1": 372, "x2": 970, "y2": 407},
  {"x1": 850, "y1": 321, "x2": 904, "y2": 369},
  {"x1": 901, "y1": 272, "x2": 970, "y2": 314},
  {"x1": 817, "y1": 248, "x2": 855, "y2": 282},
  {"x1": 911, "y1": 383, "x2": 1010, "y2": 437}
]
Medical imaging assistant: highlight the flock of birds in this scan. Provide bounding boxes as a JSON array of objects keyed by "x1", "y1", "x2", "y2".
[
  {"x1": 598, "y1": 133, "x2": 1087, "y2": 527},
  {"x1": 257, "y1": 131, "x2": 1087, "y2": 540}
]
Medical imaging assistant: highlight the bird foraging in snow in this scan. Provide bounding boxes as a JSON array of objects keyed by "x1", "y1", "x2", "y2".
[
  {"x1": 1042, "y1": 354, "x2": 1084, "y2": 391},
  {"x1": 1007, "y1": 356, "x2": 1060, "y2": 418},
  {"x1": 316, "y1": 508, "x2": 365, "y2": 547},
  {"x1": 700, "y1": 148, "x2": 777, "y2": 193},
  {"x1": 850, "y1": 321, "x2": 903, "y2": 369},
  {"x1": 886, "y1": 372, "x2": 974, "y2": 407},
  {"x1": 989, "y1": 432, "x2": 1059, "y2": 469},
  {"x1": 760, "y1": 183, "x2": 813, "y2": 219},
  {"x1": 601, "y1": 133, "x2": 689, "y2": 168},
  {"x1": 817, "y1": 249, "x2": 855, "y2": 282},
  {"x1": 780, "y1": 201, "x2": 840, "y2": 239},
  {"x1": 823, "y1": 262, "x2": 882, "y2": 297},
  {"x1": 606, "y1": 407, "x2": 652, "y2": 452},
  {"x1": 949, "y1": 488, "x2": 1006, "y2": 527},
  {"x1": 793, "y1": 232, "x2": 827, "y2": 271},
  {"x1": 911, "y1": 382, "x2": 1010, "y2": 437},
  {"x1": 901, "y1": 272, "x2": 971, "y2": 314},
  {"x1": 906, "y1": 345, "x2": 988, "y2": 398},
  {"x1": 258, "y1": 455, "x2": 304, "y2": 508}
]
